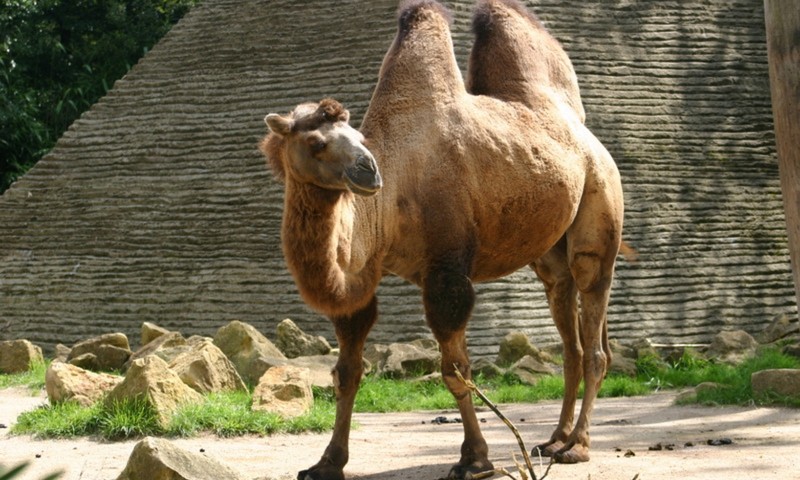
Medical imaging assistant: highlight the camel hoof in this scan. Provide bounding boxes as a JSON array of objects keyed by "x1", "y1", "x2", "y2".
[
  {"x1": 552, "y1": 443, "x2": 590, "y2": 464},
  {"x1": 298, "y1": 465, "x2": 345, "y2": 480},
  {"x1": 532, "y1": 440, "x2": 563, "y2": 458},
  {"x1": 446, "y1": 460, "x2": 494, "y2": 480}
]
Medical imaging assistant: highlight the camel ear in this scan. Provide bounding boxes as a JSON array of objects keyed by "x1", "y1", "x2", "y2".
[{"x1": 265, "y1": 114, "x2": 293, "y2": 135}]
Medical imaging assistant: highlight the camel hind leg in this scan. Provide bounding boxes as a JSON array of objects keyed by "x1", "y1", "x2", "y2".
[
  {"x1": 531, "y1": 239, "x2": 582, "y2": 458},
  {"x1": 531, "y1": 174, "x2": 622, "y2": 463}
]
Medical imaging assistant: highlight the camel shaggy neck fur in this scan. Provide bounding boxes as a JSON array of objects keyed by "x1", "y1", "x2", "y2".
[{"x1": 261, "y1": 1, "x2": 623, "y2": 478}]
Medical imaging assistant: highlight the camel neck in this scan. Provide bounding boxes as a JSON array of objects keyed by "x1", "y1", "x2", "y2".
[{"x1": 280, "y1": 180, "x2": 378, "y2": 317}]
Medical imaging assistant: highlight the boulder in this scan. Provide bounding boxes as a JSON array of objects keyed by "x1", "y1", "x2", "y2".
[
  {"x1": 707, "y1": 330, "x2": 758, "y2": 364},
  {"x1": 168, "y1": 338, "x2": 246, "y2": 394},
  {"x1": 363, "y1": 343, "x2": 441, "y2": 378},
  {"x1": 409, "y1": 338, "x2": 439, "y2": 351},
  {"x1": 783, "y1": 342, "x2": 800, "y2": 359},
  {"x1": 213, "y1": 321, "x2": 287, "y2": 384},
  {"x1": 508, "y1": 354, "x2": 556, "y2": 385},
  {"x1": 471, "y1": 357, "x2": 504, "y2": 379},
  {"x1": 0, "y1": 339, "x2": 43, "y2": 374},
  {"x1": 252, "y1": 366, "x2": 313, "y2": 418},
  {"x1": 45, "y1": 362, "x2": 122, "y2": 407},
  {"x1": 288, "y1": 355, "x2": 337, "y2": 388},
  {"x1": 275, "y1": 318, "x2": 331, "y2": 359},
  {"x1": 632, "y1": 337, "x2": 659, "y2": 359},
  {"x1": 608, "y1": 354, "x2": 638, "y2": 377},
  {"x1": 142, "y1": 322, "x2": 173, "y2": 346},
  {"x1": 674, "y1": 382, "x2": 723, "y2": 404},
  {"x1": 68, "y1": 333, "x2": 132, "y2": 372},
  {"x1": 105, "y1": 356, "x2": 203, "y2": 427},
  {"x1": 116, "y1": 436, "x2": 248, "y2": 480},
  {"x1": 757, "y1": 313, "x2": 799, "y2": 344},
  {"x1": 496, "y1": 332, "x2": 554, "y2": 367},
  {"x1": 53, "y1": 343, "x2": 72, "y2": 363},
  {"x1": 125, "y1": 332, "x2": 189, "y2": 370},
  {"x1": 751, "y1": 369, "x2": 800, "y2": 398}
]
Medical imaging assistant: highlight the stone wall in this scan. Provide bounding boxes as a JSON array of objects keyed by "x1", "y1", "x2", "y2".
[{"x1": 0, "y1": 0, "x2": 794, "y2": 357}]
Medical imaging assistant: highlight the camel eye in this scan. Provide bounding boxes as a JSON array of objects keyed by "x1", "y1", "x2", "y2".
[{"x1": 309, "y1": 139, "x2": 327, "y2": 153}]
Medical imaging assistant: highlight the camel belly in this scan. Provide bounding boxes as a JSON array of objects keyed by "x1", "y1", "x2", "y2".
[{"x1": 470, "y1": 176, "x2": 580, "y2": 282}]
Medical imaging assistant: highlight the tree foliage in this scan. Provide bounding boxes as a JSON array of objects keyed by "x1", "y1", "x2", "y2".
[{"x1": 0, "y1": 0, "x2": 200, "y2": 193}]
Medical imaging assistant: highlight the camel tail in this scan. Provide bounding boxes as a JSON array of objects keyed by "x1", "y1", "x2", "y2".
[{"x1": 619, "y1": 240, "x2": 639, "y2": 263}]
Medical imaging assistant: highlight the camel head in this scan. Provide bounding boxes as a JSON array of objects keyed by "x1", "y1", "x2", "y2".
[{"x1": 262, "y1": 99, "x2": 382, "y2": 197}]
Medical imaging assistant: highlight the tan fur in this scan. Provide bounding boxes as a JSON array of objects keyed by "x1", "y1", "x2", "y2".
[{"x1": 261, "y1": 1, "x2": 623, "y2": 478}]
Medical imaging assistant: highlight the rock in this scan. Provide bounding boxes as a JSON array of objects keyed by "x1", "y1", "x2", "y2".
[
  {"x1": 751, "y1": 369, "x2": 800, "y2": 398},
  {"x1": 142, "y1": 322, "x2": 172, "y2": 346},
  {"x1": 0, "y1": 339, "x2": 43, "y2": 374},
  {"x1": 608, "y1": 354, "x2": 638, "y2": 377},
  {"x1": 497, "y1": 332, "x2": 538, "y2": 367},
  {"x1": 116, "y1": 436, "x2": 247, "y2": 480},
  {"x1": 508, "y1": 354, "x2": 556, "y2": 385},
  {"x1": 105, "y1": 356, "x2": 203, "y2": 427},
  {"x1": 674, "y1": 382, "x2": 723, "y2": 404},
  {"x1": 68, "y1": 333, "x2": 132, "y2": 372},
  {"x1": 707, "y1": 330, "x2": 758, "y2": 364},
  {"x1": 252, "y1": 366, "x2": 313, "y2": 418},
  {"x1": 53, "y1": 343, "x2": 71, "y2": 363},
  {"x1": 609, "y1": 339, "x2": 637, "y2": 360},
  {"x1": 471, "y1": 357, "x2": 504, "y2": 379},
  {"x1": 45, "y1": 362, "x2": 122, "y2": 407},
  {"x1": 783, "y1": 342, "x2": 800, "y2": 359},
  {"x1": 409, "y1": 338, "x2": 439, "y2": 351},
  {"x1": 632, "y1": 337, "x2": 659, "y2": 359},
  {"x1": 213, "y1": 320, "x2": 286, "y2": 384},
  {"x1": 168, "y1": 338, "x2": 246, "y2": 394},
  {"x1": 275, "y1": 318, "x2": 331, "y2": 359},
  {"x1": 125, "y1": 332, "x2": 189, "y2": 370},
  {"x1": 757, "y1": 313, "x2": 799, "y2": 344},
  {"x1": 363, "y1": 343, "x2": 441, "y2": 378},
  {"x1": 288, "y1": 355, "x2": 337, "y2": 388}
]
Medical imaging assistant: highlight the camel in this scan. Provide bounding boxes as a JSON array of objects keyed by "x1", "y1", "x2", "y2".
[{"x1": 260, "y1": 1, "x2": 623, "y2": 479}]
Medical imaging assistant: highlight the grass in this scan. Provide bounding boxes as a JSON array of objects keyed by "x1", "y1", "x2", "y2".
[
  {"x1": 2, "y1": 347, "x2": 798, "y2": 439},
  {"x1": 11, "y1": 388, "x2": 336, "y2": 440},
  {"x1": 0, "y1": 359, "x2": 49, "y2": 392}
]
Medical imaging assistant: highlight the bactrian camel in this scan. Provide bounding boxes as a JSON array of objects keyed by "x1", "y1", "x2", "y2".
[{"x1": 260, "y1": 1, "x2": 624, "y2": 479}]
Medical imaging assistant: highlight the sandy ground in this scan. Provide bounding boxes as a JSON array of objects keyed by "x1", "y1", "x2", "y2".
[{"x1": 1, "y1": 387, "x2": 799, "y2": 480}]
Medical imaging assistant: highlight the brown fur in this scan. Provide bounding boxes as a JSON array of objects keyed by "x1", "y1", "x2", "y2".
[
  {"x1": 262, "y1": 1, "x2": 623, "y2": 478},
  {"x1": 468, "y1": 0, "x2": 585, "y2": 121}
]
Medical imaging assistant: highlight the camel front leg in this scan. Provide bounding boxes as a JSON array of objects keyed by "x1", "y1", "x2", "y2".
[
  {"x1": 424, "y1": 268, "x2": 494, "y2": 479},
  {"x1": 299, "y1": 297, "x2": 377, "y2": 480}
]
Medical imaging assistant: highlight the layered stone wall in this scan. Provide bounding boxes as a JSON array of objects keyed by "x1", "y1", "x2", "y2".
[{"x1": 0, "y1": 0, "x2": 793, "y2": 357}]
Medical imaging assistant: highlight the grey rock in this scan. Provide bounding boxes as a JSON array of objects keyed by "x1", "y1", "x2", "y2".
[
  {"x1": 757, "y1": 313, "x2": 799, "y2": 344},
  {"x1": 125, "y1": 332, "x2": 188, "y2": 370},
  {"x1": 707, "y1": 330, "x2": 758, "y2": 364},
  {"x1": 508, "y1": 354, "x2": 556, "y2": 385},
  {"x1": 471, "y1": 357, "x2": 504, "y2": 379},
  {"x1": 168, "y1": 338, "x2": 246, "y2": 394},
  {"x1": 213, "y1": 321, "x2": 286, "y2": 385},
  {"x1": 363, "y1": 343, "x2": 440, "y2": 378},
  {"x1": 751, "y1": 369, "x2": 800, "y2": 398},
  {"x1": 106, "y1": 356, "x2": 203, "y2": 428},
  {"x1": 68, "y1": 333, "x2": 132, "y2": 372},
  {"x1": 116, "y1": 437, "x2": 248, "y2": 480},
  {"x1": 275, "y1": 318, "x2": 331, "y2": 359},
  {"x1": 46, "y1": 362, "x2": 122, "y2": 407},
  {"x1": 141, "y1": 322, "x2": 173, "y2": 346},
  {"x1": 0, "y1": 339, "x2": 43, "y2": 374},
  {"x1": 252, "y1": 366, "x2": 313, "y2": 418}
]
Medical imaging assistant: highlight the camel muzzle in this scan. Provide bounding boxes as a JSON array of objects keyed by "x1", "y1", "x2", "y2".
[{"x1": 344, "y1": 154, "x2": 382, "y2": 196}]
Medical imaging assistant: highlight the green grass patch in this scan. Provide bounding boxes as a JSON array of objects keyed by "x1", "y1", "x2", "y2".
[
  {"x1": 0, "y1": 359, "x2": 49, "y2": 392},
  {"x1": 12, "y1": 389, "x2": 336, "y2": 440}
]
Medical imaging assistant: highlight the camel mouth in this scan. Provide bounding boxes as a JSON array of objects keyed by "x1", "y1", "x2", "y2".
[
  {"x1": 344, "y1": 155, "x2": 382, "y2": 196},
  {"x1": 345, "y1": 173, "x2": 382, "y2": 197}
]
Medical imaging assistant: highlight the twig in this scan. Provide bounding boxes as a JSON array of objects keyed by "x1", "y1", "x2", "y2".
[{"x1": 454, "y1": 367, "x2": 548, "y2": 480}]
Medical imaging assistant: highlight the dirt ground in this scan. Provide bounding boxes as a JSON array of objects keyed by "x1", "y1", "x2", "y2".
[{"x1": 1, "y1": 387, "x2": 799, "y2": 480}]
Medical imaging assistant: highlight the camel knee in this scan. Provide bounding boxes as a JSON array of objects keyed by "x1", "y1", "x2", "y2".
[
  {"x1": 331, "y1": 360, "x2": 363, "y2": 397},
  {"x1": 584, "y1": 349, "x2": 608, "y2": 383},
  {"x1": 570, "y1": 253, "x2": 609, "y2": 293}
]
